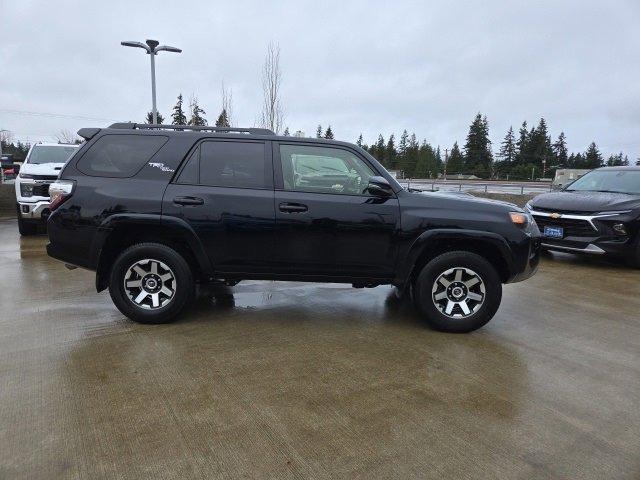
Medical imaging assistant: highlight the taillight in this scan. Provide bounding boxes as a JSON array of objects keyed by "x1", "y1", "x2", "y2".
[{"x1": 49, "y1": 180, "x2": 75, "y2": 211}]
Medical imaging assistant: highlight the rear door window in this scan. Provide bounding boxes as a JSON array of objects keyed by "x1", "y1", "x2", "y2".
[
  {"x1": 199, "y1": 141, "x2": 268, "y2": 188},
  {"x1": 76, "y1": 134, "x2": 168, "y2": 177}
]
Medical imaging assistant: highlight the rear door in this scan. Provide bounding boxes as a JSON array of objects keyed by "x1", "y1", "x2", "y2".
[{"x1": 162, "y1": 138, "x2": 276, "y2": 273}]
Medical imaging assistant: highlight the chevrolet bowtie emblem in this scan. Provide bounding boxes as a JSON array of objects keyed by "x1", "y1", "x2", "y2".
[{"x1": 550, "y1": 213, "x2": 562, "y2": 219}]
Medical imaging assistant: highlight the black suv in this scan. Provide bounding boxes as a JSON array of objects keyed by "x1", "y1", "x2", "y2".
[
  {"x1": 527, "y1": 167, "x2": 640, "y2": 264},
  {"x1": 47, "y1": 124, "x2": 540, "y2": 333}
]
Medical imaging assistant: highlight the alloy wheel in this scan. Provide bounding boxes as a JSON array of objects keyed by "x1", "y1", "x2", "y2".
[
  {"x1": 123, "y1": 258, "x2": 176, "y2": 310},
  {"x1": 431, "y1": 267, "x2": 485, "y2": 318}
]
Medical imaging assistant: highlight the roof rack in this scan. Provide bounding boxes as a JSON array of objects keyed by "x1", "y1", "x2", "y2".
[{"x1": 108, "y1": 123, "x2": 275, "y2": 136}]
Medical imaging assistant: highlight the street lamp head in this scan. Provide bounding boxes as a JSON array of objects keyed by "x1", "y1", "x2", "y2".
[
  {"x1": 121, "y1": 41, "x2": 150, "y2": 52},
  {"x1": 145, "y1": 39, "x2": 160, "y2": 51},
  {"x1": 156, "y1": 45, "x2": 182, "y2": 54}
]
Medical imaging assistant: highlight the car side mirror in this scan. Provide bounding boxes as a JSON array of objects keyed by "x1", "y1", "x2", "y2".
[{"x1": 366, "y1": 176, "x2": 394, "y2": 197}]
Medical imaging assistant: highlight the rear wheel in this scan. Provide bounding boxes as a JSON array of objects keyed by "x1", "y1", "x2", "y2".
[
  {"x1": 414, "y1": 251, "x2": 502, "y2": 333},
  {"x1": 109, "y1": 243, "x2": 194, "y2": 324},
  {"x1": 16, "y1": 204, "x2": 38, "y2": 236}
]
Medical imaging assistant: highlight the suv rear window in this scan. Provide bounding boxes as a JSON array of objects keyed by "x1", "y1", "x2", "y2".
[
  {"x1": 77, "y1": 134, "x2": 168, "y2": 177},
  {"x1": 198, "y1": 141, "x2": 267, "y2": 188}
]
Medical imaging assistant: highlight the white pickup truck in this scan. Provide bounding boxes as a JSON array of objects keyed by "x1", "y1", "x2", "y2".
[{"x1": 15, "y1": 143, "x2": 79, "y2": 235}]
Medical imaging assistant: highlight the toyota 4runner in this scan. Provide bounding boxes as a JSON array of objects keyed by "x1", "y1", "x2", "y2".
[{"x1": 47, "y1": 123, "x2": 540, "y2": 333}]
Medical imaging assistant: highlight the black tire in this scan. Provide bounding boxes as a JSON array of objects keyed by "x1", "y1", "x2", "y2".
[
  {"x1": 16, "y1": 204, "x2": 38, "y2": 236},
  {"x1": 109, "y1": 243, "x2": 194, "y2": 324},
  {"x1": 413, "y1": 251, "x2": 502, "y2": 333}
]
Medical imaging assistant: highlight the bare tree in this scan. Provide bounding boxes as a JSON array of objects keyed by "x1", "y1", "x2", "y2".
[
  {"x1": 55, "y1": 129, "x2": 81, "y2": 144},
  {"x1": 260, "y1": 42, "x2": 284, "y2": 134},
  {"x1": 0, "y1": 130, "x2": 13, "y2": 146},
  {"x1": 221, "y1": 81, "x2": 234, "y2": 127}
]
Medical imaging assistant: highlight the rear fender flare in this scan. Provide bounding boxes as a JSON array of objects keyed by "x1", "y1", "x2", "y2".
[{"x1": 92, "y1": 214, "x2": 213, "y2": 291}]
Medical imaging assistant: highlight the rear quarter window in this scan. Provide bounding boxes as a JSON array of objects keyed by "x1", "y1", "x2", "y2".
[{"x1": 76, "y1": 134, "x2": 168, "y2": 178}]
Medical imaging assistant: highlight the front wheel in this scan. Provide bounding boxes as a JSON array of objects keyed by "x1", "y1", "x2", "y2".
[
  {"x1": 109, "y1": 243, "x2": 194, "y2": 324},
  {"x1": 414, "y1": 251, "x2": 502, "y2": 333},
  {"x1": 16, "y1": 204, "x2": 38, "y2": 236}
]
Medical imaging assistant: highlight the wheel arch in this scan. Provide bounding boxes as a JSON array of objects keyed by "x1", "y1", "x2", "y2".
[
  {"x1": 397, "y1": 229, "x2": 515, "y2": 285},
  {"x1": 93, "y1": 214, "x2": 213, "y2": 292}
]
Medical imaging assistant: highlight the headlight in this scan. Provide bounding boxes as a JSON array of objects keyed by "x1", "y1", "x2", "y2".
[
  {"x1": 20, "y1": 183, "x2": 34, "y2": 197},
  {"x1": 19, "y1": 173, "x2": 34, "y2": 179},
  {"x1": 612, "y1": 223, "x2": 627, "y2": 235}
]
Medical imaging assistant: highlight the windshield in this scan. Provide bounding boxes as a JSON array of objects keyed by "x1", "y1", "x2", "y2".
[
  {"x1": 565, "y1": 170, "x2": 640, "y2": 195},
  {"x1": 27, "y1": 145, "x2": 78, "y2": 165}
]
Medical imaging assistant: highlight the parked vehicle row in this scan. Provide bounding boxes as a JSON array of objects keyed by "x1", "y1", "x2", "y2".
[{"x1": 45, "y1": 123, "x2": 541, "y2": 332}]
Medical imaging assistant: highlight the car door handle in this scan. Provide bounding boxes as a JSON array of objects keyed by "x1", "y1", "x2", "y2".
[
  {"x1": 174, "y1": 196, "x2": 204, "y2": 206},
  {"x1": 279, "y1": 202, "x2": 308, "y2": 213}
]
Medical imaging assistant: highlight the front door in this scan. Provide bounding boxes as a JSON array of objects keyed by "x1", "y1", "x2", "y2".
[
  {"x1": 273, "y1": 143, "x2": 400, "y2": 278},
  {"x1": 162, "y1": 139, "x2": 275, "y2": 273}
]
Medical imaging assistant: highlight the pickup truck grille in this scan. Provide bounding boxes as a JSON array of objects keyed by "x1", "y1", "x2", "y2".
[
  {"x1": 533, "y1": 216, "x2": 597, "y2": 237},
  {"x1": 32, "y1": 184, "x2": 50, "y2": 197}
]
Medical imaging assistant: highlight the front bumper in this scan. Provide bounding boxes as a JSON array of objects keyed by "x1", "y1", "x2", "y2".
[
  {"x1": 530, "y1": 208, "x2": 638, "y2": 258},
  {"x1": 17, "y1": 201, "x2": 51, "y2": 222},
  {"x1": 508, "y1": 234, "x2": 541, "y2": 283}
]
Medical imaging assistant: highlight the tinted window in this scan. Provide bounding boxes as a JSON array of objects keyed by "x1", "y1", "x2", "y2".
[
  {"x1": 77, "y1": 135, "x2": 168, "y2": 177},
  {"x1": 279, "y1": 144, "x2": 376, "y2": 195},
  {"x1": 177, "y1": 148, "x2": 199, "y2": 184},
  {"x1": 199, "y1": 141, "x2": 267, "y2": 188},
  {"x1": 28, "y1": 145, "x2": 78, "y2": 164}
]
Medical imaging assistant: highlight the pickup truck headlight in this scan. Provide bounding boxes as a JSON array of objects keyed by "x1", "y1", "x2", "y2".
[
  {"x1": 19, "y1": 173, "x2": 34, "y2": 179},
  {"x1": 20, "y1": 183, "x2": 34, "y2": 197}
]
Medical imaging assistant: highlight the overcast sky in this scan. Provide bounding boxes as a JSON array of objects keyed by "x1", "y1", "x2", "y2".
[{"x1": 2, "y1": 0, "x2": 640, "y2": 160}]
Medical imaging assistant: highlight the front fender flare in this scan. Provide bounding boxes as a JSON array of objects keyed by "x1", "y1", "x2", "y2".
[{"x1": 396, "y1": 229, "x2": 514, "y2": 285}]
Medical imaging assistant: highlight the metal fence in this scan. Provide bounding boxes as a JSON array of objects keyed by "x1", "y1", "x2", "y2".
[{"x1": 399, "y1": 179, "x2": 554, "y2": 195}]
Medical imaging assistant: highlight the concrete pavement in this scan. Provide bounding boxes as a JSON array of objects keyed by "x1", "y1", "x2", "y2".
[{"x1": 0, "y1": 219, "x2": 638, "y2": 479}]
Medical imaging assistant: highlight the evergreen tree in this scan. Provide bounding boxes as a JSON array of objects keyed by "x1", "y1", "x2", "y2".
[
  {"x1": 386, "y1": 135, "x2": 397, "y2": 169},
  {"x1": 171, "y1": 94, "x2": 187, "y2": 125},
  {"x1": 215, "y1": 109, "x2": 230, "y2": 127},
  {"x1": 145, "y1": 111, "x2": 164, "y2": 124},
  {"x1": 464, "y1": 113, "x2": 492, "y2": 177},
  {"x1": 356, "y1": 134, "x2": 363, "y2": 147},
  {"x1": 529, "y1": 118, "x2": 553, "y2": 168},
  {"x1": 606, "y1": 152, "x2": 625, "y2": 166},
  {"x1": 584, "y1": 142, "x2": 603, "y2": 168},
  {"x1": 324, "y1": 126, "x2": 334, "y2": 139},
  {"x1": 446, "y1": 142, "x2": 464, "y2": 175},
  {"x1": 188, "y1": 96, "x2": 207, "y2": 126},
  {"x1": 498, "y1": 126, "x2": 516, "y2": 162},
  {"x1": 374, "y1": 134, "x2": 385, "y2": 165},
  {"x1": 552, "y1": 132, "x2": 568, "y2": 166},
  {"x1": 397, "y1": 130, "x2": 409, "y2": 176},
  {"x1": 283, "y1": 127, "x2": 290, "y2": 136},
  {"x1": 516, "y1": 121, "x2": 529, "y2": 164},
  {"x1": 316, "y1": 125, "x2": 323, "y2": 138}
]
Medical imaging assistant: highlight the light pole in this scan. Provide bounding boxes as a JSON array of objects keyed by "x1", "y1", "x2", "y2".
[
  {"x1": 0, "y1": 129, "x2": 9, "y2": 184},
  {"x1": 121, "y1": 39, "x2": 182, "y2": 125}
]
